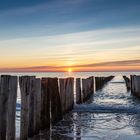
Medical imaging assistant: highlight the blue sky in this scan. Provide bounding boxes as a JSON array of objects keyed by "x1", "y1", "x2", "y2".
[
  {"x1": 0, "y1": 0, "x2": 140, "y2": 39},
  {"x1": 0, "y1": 0, "x2": 140, "y2": 71}
]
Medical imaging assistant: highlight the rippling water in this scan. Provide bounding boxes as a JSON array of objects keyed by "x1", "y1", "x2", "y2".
[{"x1": 2, "y1": 72, "x2": 140, "y2": 139}]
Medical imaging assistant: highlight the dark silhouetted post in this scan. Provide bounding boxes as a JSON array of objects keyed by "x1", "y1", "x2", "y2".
[
  {"x1": 0, "y1": 75, "x2": 17, "y2": 140},
  {"x1": 76, "y1": 78, "x2": 82, "y2": 104},
  {"x1": 19, "y1": 76, "x2": 35, "y2": 140},
  {"x1": 34, "y1": 78, "x2": 41, "y2": 135},
  {"x1": 65, "y1": 78, "x2": 74, "y2": 112},
  {"x1": 48, "y1": 78, "x2": 62, "y2": 124},
  {"x1": 40, "y1": 78, "x2": 50, "y2": 130},
  {"x1": 59, "y1": 78, "x2": 74, "y2": 113},
  {"x1": 59, "y1": 79, "x2": 66, "y2": 114},
  {"x1": 7, "y1": 76, "x2": 18, "y2": 140}
]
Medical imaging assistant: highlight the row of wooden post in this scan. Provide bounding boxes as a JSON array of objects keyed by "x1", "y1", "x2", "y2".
[
  {"x1": 20, "y1": 77, "x2": 75, "y2": 140},
  {"x1": 95, "y1": 76, "x2": 114, "y2": 90},
  {"x1": 0, "y1": 75, "x2": 111, "y2": 140},
  {"x1": 0, "y1": 75, "x2": 75, "y2": 140}
]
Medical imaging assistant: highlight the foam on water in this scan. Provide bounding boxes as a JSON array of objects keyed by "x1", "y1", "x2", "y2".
[{"x1": 73, "y1": 103, "x2": 140, "y2": 113}]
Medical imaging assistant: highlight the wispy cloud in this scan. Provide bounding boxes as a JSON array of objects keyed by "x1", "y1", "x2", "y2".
[
  {"x1": 1, "y1": 59, "x2": 140, "y2": 72},
  {"x1": 0, "y1": 26, "x2": 140, "y2": 71},
  {"x1": 0, "y1": 0, "x2": 86, "y2": 16}
]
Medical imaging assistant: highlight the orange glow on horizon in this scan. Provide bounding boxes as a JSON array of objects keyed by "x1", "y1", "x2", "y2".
[{"x1": 0, "y1": 63, "x2": 140, "y2": 72}]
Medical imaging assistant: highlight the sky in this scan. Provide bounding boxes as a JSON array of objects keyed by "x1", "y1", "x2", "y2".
[{"x1": 0, "y1": 0, "x2": 140, "y2": 72}]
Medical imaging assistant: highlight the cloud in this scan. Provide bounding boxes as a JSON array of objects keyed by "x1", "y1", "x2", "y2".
[
  {"x1": 75, "y1": 59, "x2": 140, "y2": 67},
  {"x1": 0, "y1": 0, "x2": 86, "y2": 16},
  {"x1": 1, "y1": 59, "x2": 140, "y2": 72},
  {"x1": 0, "y1": 26, "x2": 140, "y2": 70}
]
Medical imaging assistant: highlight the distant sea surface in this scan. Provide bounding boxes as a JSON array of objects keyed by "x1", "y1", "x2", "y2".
[{"x1": 1, "y1": 71, "x2": 140, "y2": 78}]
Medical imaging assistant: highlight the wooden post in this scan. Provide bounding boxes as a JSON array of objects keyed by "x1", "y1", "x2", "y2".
[
  {"x1": 65, "y1": 78, "x2": 74, "y2": 112},
  {"x1": 130, "y1": 75, "x2": 133, "y2": 93},
  {"x1": 95, "y1": 77, "x2": 99, "y2": 90},
  {"x1": 0, "y1": 75, "x2": 9, "y2": 140},
  {"x1": 70, "y1": 78, "x2": 74, "y2": 110},
  {"x1": 82, "y1": 78, "x2": 87, "y2": 102},
  {"x1": 48, "y1": 78, "x2": 62, "y2": 124},
  {"x1": 40, "y1": 78, "x2": 50, "y2": 131},
  {"x1": 76, "y1": 78, "x2": 82, "y2": 104},
  {"x1": 59, "y1": 79, "x2": 66, "y2": 114},
  {"x1": 7, "y1": 76, "x2": 18, "y2": 140},
  {"x1": 82, "y1": 76, "x2": 94, "y2": 102},
  {"x1": 135, "y1": 76, "x2": 140, "y2": 97},
  {"x1": 133, "y1": 75, "x2": 137, "y2": 96},
  {"x1": 59, "y1": 78, "x2": 74, "y2": 113},
  {"x1": 138, "y1": 76, "x2": 140, "y2": 97},
  {"x1": 19, "y1": 76, "x2": 35, "y2": 140},
  {"x1": 28, "y1": 77, "x2": 36, "y2": 138},
  {"x1": 0, "y1": 75, "x2": 17, "y2": 140},
  {"x1": 89, "y1": 76, "x2": 94, "y2": 95},
  {"x1": 34, "y1": 78, "x2": 41, "y2": 135},
  {"x1": 130, "y1": 75, "x2": 140, "y2": 98}
]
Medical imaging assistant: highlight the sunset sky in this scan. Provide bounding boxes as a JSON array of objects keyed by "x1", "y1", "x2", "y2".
[{"x1": 0, "y1": 0, "x2": 140, "y2": 72}]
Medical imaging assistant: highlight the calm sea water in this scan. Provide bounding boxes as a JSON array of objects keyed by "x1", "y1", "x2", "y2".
[{"x1": 1, "y1": 72, "x2": 140, "y2": 140}]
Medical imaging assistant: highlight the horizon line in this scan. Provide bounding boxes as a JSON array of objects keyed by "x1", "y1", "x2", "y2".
[{"x1": 0, "y1": 70, "x2": 140, "y2": 73}]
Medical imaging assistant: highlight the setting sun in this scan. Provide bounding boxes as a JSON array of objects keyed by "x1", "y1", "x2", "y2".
[{"x1": 68, "y1": 68, "x2": 72, "y2": 72}]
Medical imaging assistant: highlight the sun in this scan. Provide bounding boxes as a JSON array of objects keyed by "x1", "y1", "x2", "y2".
[{"x1": 68, "y1": 68, "x2": 72, "y2": 72}]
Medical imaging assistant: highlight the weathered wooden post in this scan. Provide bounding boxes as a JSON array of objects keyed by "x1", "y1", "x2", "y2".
[
  {"x1": 28, "y1": 77, "x2": 37, "y2": 138},
  {"x1": 65, "y1": 78, "x2": 74, "y2": 112},
  {"x1": 40, "y1": 78, "x2": 50, "y2": 131},
  {"x1": 70, "y1": 78, "x2": 74, "y2": 110},
  {"x1": 19, "y1": 76, "x2": 35, "y2": 140},
  {"x1": 133, "y1": 75, "x2": 137, "y2": 96},
  {"x1": 0, "y1": 75, "x2": 9, "y2": 140},
  {"x1": 59, "y1": 79, "x2": 66, "y2": 114},
  {"x1": 88, "y1": 76, "x2": 94, "y2": 96},
  {"x1": 82, "y1": 76, "x2": 94, "y2": 102},
  {"x1": 48, "y1": 78, "x2": 63, "y2": 124},
  {"x1": 138, "y1": 76, "x2": 140, "y2": 97},
  {"x1": 76, "y1": 78, "x2": 82, "y2": 104},
  {"x1": 34, "y1": 78, "x2": 41, "y2": 135},
  {"x1": 129, "y1": 75, "x2": 140, "y2": 98},
  {"x1": 95, "y1": 77, "x2": 99, "y2": 90},
  {"x1": 7, "y1": 76, "x2": 18, "y2": 140},
  {"x1": 0, "y1": 75, "x2": 17, "y2": 140},
  {"x1": 134, "y1": 76, "x2": 140, "y2": 97},
  {"x1": 130, "y1": 75, "x2": 133, "y2": 93},
  {"x1": 59, "y1": 78, "x2": 74, "y2": 113},
  {"x1": 82, "y1": 78, "x2": 87, "y2": 102}
]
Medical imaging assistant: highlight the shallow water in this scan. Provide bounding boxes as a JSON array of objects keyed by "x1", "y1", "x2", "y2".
[{"x1": 8, "y1": 72, "x2": 140, "y2": 139}]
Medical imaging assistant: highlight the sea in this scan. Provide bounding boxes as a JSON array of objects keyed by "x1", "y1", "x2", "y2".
[{"x1": 1, "y1": 71, "x2": 140, "y2": 140}]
